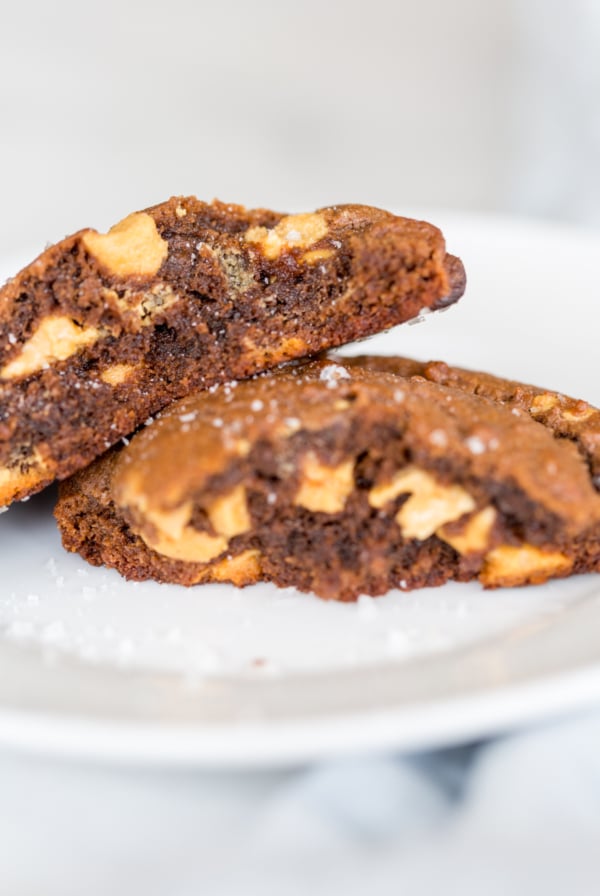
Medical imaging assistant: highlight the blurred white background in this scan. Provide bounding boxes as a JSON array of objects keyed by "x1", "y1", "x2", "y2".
[{"x1": 1, "y1": 0, "x2": 599, "y2": 254}]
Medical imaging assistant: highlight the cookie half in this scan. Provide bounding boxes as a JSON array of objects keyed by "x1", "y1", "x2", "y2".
[
  {"x1": 0, "y1": 199, "x2": 464, "y2": 507},
  {"x1": 55, "y1": 359, "x2": 600, "y2": 600}
]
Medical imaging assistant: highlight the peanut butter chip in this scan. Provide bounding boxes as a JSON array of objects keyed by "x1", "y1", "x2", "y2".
[
  {"x1": 82, "y1": 212, "x2": 168, "y2": 278},
  {"x1": 561, "y1": 404, "x2": 595, "y2": 422},
  {"x1": 0, "y1": 316, "x2": 99, "y2": 380},
  {"x1": 529, "y1": 393, "x2": 557, "y2": 415},
  {"x1": 134, "y1": 501, "x2": 228, "y2": 564},
  {"x1": 141, "y1": 526, "x2": 228, "y2": 564},
  {"x1": 207, "y1": 485, "x2": 251, "y2": 537},
  {"x1": 242, "y1": 335, "x2": 309, "y2": 366},
  {"x1": 245, "y1": 213, "x2": 328, "y2": 260},
  {"x1": 294, "y1": 453, "x2": 354, "y2": 514},
  {"x1": 438, "y1": 506, "x2": 497, "y2": 555},
  {"x1": 100, "y1": 363, "x2": 136, "y2": 386},
  {"x1": 121, "y1": 481, "x2": 251, "y2": 564},
  {"x1": 118, "y1": 488, "x2": 226, "y2": 564},
  {"x1": 480, "y1": 544, "x2": 572, "y2": 587},
  {"x1": 301, "y1": 248, "x2": 334, "y2": 264},
  {"x1": 369, "y1": 466, "x2": 475, "y2": 540},
  {"x1": 191, "y1": 549, "x2": 262, "y2": 586}
]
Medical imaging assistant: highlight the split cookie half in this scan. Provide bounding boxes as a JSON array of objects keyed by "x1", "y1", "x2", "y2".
[{"x1": 55, "y1": 358, "x2": 600, "y2": 600}]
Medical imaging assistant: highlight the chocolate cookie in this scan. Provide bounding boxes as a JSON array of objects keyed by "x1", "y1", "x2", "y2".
[
  {"x1": 55, "y1": 359, "x2": 600, "y2": 600},
  {"x1": 0, "y1": 199, "x2": 464, "y2": 507}
]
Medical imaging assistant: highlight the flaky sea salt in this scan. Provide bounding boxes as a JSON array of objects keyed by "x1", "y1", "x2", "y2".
[
  {"x1": 466, "y1": 435, "x2": 486, "y2": 455},
  {"x1": 319, "y1": 364, "x2": 350, "y2": 388},
  {"x1": 428, "y1": 428, "x2": 448, "y2": 447}
]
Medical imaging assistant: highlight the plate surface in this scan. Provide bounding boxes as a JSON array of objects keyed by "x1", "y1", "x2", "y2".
[{"x1": 2, "y1": 213, "x2": 600, "y2": 766}]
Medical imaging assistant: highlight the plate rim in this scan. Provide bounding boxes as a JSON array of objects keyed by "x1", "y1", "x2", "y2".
[{"x1": 0, "y1": 580, "x2": 599, "y2": 765}]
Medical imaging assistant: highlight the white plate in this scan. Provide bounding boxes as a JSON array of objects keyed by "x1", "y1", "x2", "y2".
[{"x1": 2, "y1": 213, "x2": 600, "y2": 767}]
